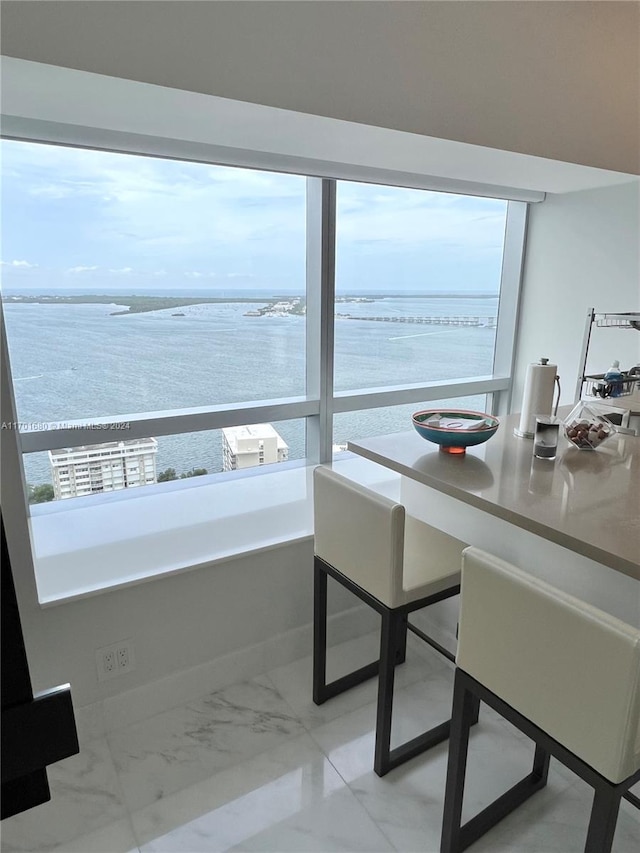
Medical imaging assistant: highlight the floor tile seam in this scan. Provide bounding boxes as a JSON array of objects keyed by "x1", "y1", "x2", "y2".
[
  {"x1": 366, "y1": 807, "x2": 408, "y2": 853},
  {"x1": 304, "y1": 724, "x2": 354, "y2": 785},
  {"x1": 300, "y1": 727, "x2": 405, "y2": 853},
  {"x1": 260, "y1": 669, "x2": 317, "y2": 734},
  {"x1": 89, "y1": 746, "x2": 135, "y2": 824},
  {"x1": 103, "y1": 759, "x2": 142, "y2": 853},
  {"x1": 122, "y1": 811, "x2": 144, "y2": 853},
  {"x1": 332, "y1": 777, "x2": 404, "y2": 853},
  {"x1": 101, "y1": 732, "x2": 144, "y2": 833},
  {"x1": 307, "y1": 729, "x2": 443, "y2": 853}
]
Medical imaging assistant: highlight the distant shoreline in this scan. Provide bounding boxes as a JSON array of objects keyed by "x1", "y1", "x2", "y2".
[
  {"x1": 1, "y1": 294, "x2": 280, "y2": 315},
  {"x1": 1, "y1": 291, "x2": 499, "y2": 316}
]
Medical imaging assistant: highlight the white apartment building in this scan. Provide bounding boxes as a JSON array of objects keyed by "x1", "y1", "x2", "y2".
[
  {"x1": 222, "y1": 424, "x2": 289, "y2": 471},
  {"x1": 49, "y1": 438, "x2": 158, "y2": 499}
]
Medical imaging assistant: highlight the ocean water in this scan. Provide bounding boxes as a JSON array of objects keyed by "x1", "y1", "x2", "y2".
[{"x1": 3, "y1": 293, "x2": 498, "y2": 487}]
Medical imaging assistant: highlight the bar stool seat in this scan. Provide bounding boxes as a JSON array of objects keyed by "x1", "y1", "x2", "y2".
[
  {"x1": 312, "y1": 465, "x2": 469, "y2": 777},
  {"x1": 441, "y1": 547, "x2": 640, "y2": 853}
]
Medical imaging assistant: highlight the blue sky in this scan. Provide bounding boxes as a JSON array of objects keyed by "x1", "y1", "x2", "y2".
[{"x1": 1, "y1": 139, "x2": 507, "y2": 294}]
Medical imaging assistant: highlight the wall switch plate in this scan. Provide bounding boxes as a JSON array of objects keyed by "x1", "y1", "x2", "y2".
[{"x1": 96, "y1": 640, "x2": 135, "y2": 681}]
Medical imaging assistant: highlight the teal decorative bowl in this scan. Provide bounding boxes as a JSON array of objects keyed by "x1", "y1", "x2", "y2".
[{"x1": 412, "y1": 409, "x2": 499, "y2": 454}]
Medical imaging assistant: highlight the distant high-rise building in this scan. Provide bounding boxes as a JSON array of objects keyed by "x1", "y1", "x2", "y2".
[
  {"x1": 222, "y1": 424, "x2": 289, "y2": 471},
  {"x1": 49, "y1": 438, "x2": 158, "y2": 499}
]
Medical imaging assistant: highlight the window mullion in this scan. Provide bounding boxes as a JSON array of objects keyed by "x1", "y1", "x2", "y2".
[
  {"x1": 306, "y1": 178, "x2": 336, "y2": 463},
  {"x1": 492, "y1": 200, "x2": 528, "y2": 416}
]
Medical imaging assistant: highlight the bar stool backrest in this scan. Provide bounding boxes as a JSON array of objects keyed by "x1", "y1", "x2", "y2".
[
  {"x1": 314, "y1": 466, "x2": 405, "y2": 608},
  {"x1": 458, "y1": 547, "x2": 640, "y2": 783}
]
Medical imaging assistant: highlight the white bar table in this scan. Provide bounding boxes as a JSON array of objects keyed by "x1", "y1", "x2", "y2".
[{"x1": 348, "y1": 410, "x2": 639, "y2": 626}]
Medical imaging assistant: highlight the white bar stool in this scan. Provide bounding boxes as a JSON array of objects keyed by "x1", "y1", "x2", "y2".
[
  {"x1": 313, "y1": 465, "x2": 470, "y2": 777},
  {"x1": 441, "y1": 547, "x2": 640, "y2": 853}
]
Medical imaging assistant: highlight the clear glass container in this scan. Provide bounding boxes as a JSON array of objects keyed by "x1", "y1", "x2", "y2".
[{"x1": 563, "y1": 402, "x2": 617, "y2": 451}]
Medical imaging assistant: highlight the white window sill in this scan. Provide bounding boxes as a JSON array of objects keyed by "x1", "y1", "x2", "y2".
[{"x1": 29, "y1": 455, "x2": 400, "y2": 607}]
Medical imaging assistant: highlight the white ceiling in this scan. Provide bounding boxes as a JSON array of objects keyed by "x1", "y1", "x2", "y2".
[{"x1": 1, "y1": 58, "x2": 637, "y2": 199}]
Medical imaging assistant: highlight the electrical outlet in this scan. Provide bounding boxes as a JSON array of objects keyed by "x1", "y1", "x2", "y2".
[
  {"x1": 96, "y1": 640, "x2": 135, "y2": 681},
  {"x1": 117, "y1": 645, "x2": 129, "y2": 669},
  {"x1": 116, "y1": 642, "x2": 134, "y2": 673}
]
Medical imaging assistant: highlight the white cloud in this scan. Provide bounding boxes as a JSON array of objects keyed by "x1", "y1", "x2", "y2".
[
  {"x1": 336, "y1": 184, "x2": 507, "y2": 249},
  {"x1": 29, "y1": 184, "x2": 76, "y2": 199},
  {"x1": 1, "y1": 259, "x2": 39, "y2": 268},
  {"x1": 184, "y1": 271, "x2": 220, "y2": 279},
  {"x1": 3, "y1": 139, "x2": 306, "y2": 256},
  {"x1": 2, "y1": 139, "x2": 506, "y2": 286}
]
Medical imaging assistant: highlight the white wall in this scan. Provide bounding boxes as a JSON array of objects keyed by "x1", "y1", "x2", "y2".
[
  {"x1": 513, "y1": 180, "x2": 640, "y2": 412},
  {"x1": 1, "y1": 1, "x2": 638, "y2": 174}
]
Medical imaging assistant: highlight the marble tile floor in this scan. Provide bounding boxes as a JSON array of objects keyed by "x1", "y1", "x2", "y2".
[{"x1": 2, "y1": 632, "x2": 639, "y2": 853}]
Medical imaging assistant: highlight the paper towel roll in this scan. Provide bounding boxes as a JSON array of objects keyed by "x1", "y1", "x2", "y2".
[{"x1": 515, "y1": 361, "x2": 558, "y2": 438}]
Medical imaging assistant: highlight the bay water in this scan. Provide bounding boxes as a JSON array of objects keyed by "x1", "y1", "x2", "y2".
[{"x1": 3, "y1": 292, "x2": 498, "y2": 487}]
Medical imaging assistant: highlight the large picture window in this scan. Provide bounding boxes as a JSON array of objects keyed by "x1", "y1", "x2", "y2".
[{"x1": 1, "y1": 139, "x2": 524, "y2": 510}]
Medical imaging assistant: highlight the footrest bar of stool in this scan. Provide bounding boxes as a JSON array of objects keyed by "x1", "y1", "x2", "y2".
[
  {"x1": 458, "y1": 770, "x2": 548, "y2": 852},
  {"x1": 384, "y1": 720, "x2": 451, "y2": 773},
  {"x1": 318, "y1": 661, "x2": 379, "y2": 703},
  {"x1": 623, "y1": 790, "x2": 640, "y2": 810},
  {"x1": 407, "y1": 623, "x2": 456, "y2": 664}
]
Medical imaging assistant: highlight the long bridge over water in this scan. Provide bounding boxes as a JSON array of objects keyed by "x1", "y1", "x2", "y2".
[{"x1": 338, "y1": 314, "x2": 496, "y2": 328}]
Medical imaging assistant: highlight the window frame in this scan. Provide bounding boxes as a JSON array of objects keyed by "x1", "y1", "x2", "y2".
[{"x1": 3, "y1": 140, "x2": 527, "y2": 496}]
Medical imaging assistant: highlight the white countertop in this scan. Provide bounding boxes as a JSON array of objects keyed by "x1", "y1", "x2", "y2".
[{"x1": 348, "y1": 410, "x2": 640, "y2": 581}]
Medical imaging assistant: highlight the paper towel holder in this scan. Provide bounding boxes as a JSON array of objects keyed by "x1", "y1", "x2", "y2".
[{"x1": 514, "y1": 357, "x2": 561, "y2": 439}]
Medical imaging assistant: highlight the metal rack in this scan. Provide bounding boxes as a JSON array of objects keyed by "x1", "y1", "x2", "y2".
[{"x1": 575, "y1": 309, "x2": 640, "y2": 403}]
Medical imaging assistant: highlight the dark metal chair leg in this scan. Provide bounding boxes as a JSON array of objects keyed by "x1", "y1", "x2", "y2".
[
  {"x1": 312, "y1": 559, "x2": 328, "y2": 705},
  {"x1": 312, "y1": 556, "x2": 463, "y2": 775},
  {"x1": 374, "y1": 609, "x2": 399, "y2": 776},
  {"x1": 440, "y1": 671, "x2": 475, "y2": 853},
  {"x1": 469, "y1": 695, "x2": 481, "y2": 726},
  {"x1": 395, "y1": 613, "x2": 408, "y2": 664},
  {"x1": 585, "y1": 787, "x2": 621, "y2": 853},
  {"x1": 532, "y1": 743, "x2": 551, "y2": 785},
  {"x1": 313, "y1": 558, "x2": 380, "y2": 705}
]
